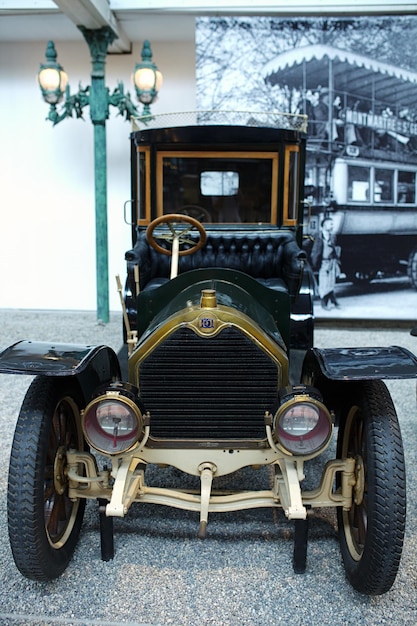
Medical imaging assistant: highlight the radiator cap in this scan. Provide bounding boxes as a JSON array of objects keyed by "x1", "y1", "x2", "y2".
[{"x1": 200, "y1": 289, "x2": 217, "y2": 308}]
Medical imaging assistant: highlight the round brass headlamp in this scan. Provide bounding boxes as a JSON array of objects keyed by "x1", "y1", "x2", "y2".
[
  {"x1": 82, "y1": 382, "x2": 144, "y2": 455},
  {"x1": 273, "y1": 385, "x2": 332, "y2": 456}
]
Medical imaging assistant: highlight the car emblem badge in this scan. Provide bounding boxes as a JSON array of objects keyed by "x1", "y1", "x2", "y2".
[{"x1": 198, "y1": 313, "x2": 217, "y2": 333}]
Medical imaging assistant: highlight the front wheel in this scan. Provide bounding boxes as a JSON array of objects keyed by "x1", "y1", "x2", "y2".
[
  {"x1": 337, "y1": 380, "x2": 406, "y2": 595},
  {"x1": 7, "y1": 376, "x2": 86, "y2": 581}
]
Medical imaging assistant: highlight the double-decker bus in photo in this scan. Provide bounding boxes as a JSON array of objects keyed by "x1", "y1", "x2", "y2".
[{"x1": 263, "y1": 44, "x2": 417, "y2": 289}]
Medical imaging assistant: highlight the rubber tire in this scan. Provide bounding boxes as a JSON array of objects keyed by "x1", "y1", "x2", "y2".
[
  {"x1": 337, "y1": 380, "x2": 406, "y2": 595},
  {"x1": 7, "y1": 376, "x2": 86, "y2": 581}
]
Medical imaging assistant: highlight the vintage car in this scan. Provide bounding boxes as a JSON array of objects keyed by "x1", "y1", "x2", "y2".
[{"x1": 1, "y1": 111, "x2": 417, "y2": 595}]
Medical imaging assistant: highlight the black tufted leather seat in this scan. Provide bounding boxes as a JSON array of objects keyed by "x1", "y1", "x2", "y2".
[{"x1": 125, "y1": 229, "x2": 306, "y2": 299}]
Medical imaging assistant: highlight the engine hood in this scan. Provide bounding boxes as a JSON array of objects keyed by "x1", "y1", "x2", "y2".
[
  {"x1": 137, "y1": 276, "x2": 287, "y2": 351},
  {"x1": 135, "y1": 268, "x2": 290, "y2": 348}
]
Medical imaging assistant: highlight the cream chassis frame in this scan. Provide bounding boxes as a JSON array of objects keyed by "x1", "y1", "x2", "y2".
[
  {"x1": 65, "y1": 290, "x2": 358, "y2": 531},
  {"x1": 66, "y1": 443, "x2": 357, "y2": 534}
]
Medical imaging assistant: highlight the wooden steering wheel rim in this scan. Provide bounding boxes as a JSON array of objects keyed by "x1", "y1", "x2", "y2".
[{"x1": 146, "y1": 214, "x2": 207, "y2": 256}]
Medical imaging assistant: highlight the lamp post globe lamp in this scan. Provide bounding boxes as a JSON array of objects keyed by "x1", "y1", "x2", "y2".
[
  {"x1": 132, "y1": 40, "x2": 163, "y2": 116},
  {"x1": 38, "y1": 40, "x2": 68, "y2": 105}
]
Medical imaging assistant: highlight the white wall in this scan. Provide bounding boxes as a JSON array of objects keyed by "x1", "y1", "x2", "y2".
[{"x1": 0, "y1": 39, "x2": 195, "y2": 313}]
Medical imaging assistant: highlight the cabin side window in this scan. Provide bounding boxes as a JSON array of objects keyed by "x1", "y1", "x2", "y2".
[
  {"x1": 283, "y1": 146, "x2": 300, "y2": 225},
  {"x1": 335, "y1": 163, "x2": 416, "y2": 207},
  {"x1": 138, "y1": 148, "x2": 151, "y2": 223},
  {"x1": 374, "y1": 168, "x2": 394, "y2": 203},
  {"x1": 398, "y1": 171, "x2": 416, "y2": 204},
  {"x1": 347, "y1": 165, "x2": 370, "y2": 202}
]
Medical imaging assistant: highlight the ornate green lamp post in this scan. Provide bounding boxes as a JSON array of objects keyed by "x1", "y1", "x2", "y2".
[{"x1": 38, "y1": 31, "x2": 162, "y2": 322}]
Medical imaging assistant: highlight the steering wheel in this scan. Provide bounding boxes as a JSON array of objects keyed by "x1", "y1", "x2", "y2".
[
  {"x1": 177, "y1": 204, "x2": 212, "y2": 223},
  {"x1": 146, "y1": 214, "x2": 207, "y2": 256}
]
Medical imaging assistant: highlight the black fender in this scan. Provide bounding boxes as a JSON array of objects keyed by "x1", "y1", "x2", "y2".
[
  {"x1": 301, "y1": 345, "x2": 417, "y2": 423},
  {"x1": 0, "y1": 340, "x2": 121, "y2": 404},
  {"x1": 302, "y1": 345, "x2": 417, "y2": 382}
]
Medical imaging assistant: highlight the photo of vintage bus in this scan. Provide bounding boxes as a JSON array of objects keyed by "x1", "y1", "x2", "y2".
[{"x1": 263, "y1": 44, "x2": 417, "y2": 289}]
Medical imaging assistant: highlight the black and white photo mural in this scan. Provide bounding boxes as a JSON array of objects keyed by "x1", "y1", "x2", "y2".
[{"x1": 196, "y1": 16, "x2": 417, "y2": 320}]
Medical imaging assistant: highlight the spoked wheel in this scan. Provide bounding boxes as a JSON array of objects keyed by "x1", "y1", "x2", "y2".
[
  {"x1": 337, "y1": 380, "x2": 406, "y2": 595},
  {"x1": 7, "y1": 376, "x2": 86, "y2": 581},
  {"x1": 177, "y1": 204, "x2": 212, "y2": 223}
]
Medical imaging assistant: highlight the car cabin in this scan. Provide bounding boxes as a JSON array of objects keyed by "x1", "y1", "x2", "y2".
[{"x1": 124, "y1": 112, "x2": 312, "y2": 352}]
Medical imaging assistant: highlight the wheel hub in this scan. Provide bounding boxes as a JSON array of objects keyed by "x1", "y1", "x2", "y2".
[
  {"x1": 353, "y1": 454, "x2": 365, "y2": 506},
  {"x1": 53, "y1": 445, "x2": 68, "y2": 495}
]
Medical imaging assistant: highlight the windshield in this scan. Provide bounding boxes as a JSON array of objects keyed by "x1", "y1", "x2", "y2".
[{"x1": 156, "y1": 151, "x2": 278, "y2": 224}]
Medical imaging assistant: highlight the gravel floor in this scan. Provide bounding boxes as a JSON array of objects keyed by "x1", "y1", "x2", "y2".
[{"x1": 0, "y1": 309, "x2": 416, "y2": 626}]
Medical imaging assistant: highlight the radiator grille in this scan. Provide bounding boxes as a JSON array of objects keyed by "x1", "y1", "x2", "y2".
[{"x1": 139, "y1": 326, "x2": 279, "y2": 440}]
